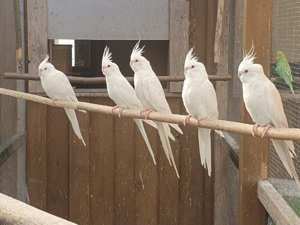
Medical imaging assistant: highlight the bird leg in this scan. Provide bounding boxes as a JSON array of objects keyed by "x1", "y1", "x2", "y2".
[
  {"x1": 183, "y1": 115, "x2": 192, "y2": 126},
  {"x1": 252, "y1": 123, "x2": 259, "y2": 137},
  {"x1": 261, "y1": 124, "x2": 273, "y2": 138}
]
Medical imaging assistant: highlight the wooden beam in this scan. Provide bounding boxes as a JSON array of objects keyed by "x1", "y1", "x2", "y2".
[
  {"x1": 2, "y1": 88, "x2": 300, "y2": 141},
  {"x1": 3, "y1": 72, "x2": 232, "y2": 83},
  {"x1": 169, "y1": 0, "x2": 189, "y2": 92},
  {"x1": 0, "y1": 193, "x2": 76, "y2": 225},
  {"x1": 258, "y1": 180, "x2": 300, "y2": 225},
  {"x1": 26, "y1": 0, "x2": 48, "y2": 93},
  {"x1": 239, "y1": 0, "x2": 272, "y2": 224}
]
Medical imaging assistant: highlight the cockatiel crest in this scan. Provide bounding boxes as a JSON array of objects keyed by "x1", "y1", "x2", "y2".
[
  {"x1": 240, "y1": 43, "x2": 257, "y2": 68},
  {"x1": 184, "y1": 47, "x2": 198, "y2": 68},
  {"x1": 102, "y1": 46, "x2": 113, "y2": 65},
  {"x1": 130, "y1": 40, "x2": 145, "y2": 60},
  {"x1": 41, "y1": 54, "x2": 50, "y2": 65}
]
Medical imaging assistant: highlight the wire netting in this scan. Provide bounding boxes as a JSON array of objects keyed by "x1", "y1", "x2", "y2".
[
  {"x1": 0, "y1": 1, "x2": 27, "y2": 224},
  {"x1": 227, "y1": 0, "x2": 244, "y2": 142},
  {"x1": 269, "y1": 0, "x2": 300, "y2": 219}
]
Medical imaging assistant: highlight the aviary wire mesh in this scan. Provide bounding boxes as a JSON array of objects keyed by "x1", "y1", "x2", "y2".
[
  {"x1": 0, "y1": 1, "x2": 27, "y2": 224},
  {"x1": 227, "y1": 0, "x2": 243, "y2": 142},
  {"x1": 269, "y1": 0, "x2": 300, "y2": 220}
]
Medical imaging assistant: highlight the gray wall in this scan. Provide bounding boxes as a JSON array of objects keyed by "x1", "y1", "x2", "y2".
[{"x1": 48, "y1": 0, "x2": 169, "y2": 40}]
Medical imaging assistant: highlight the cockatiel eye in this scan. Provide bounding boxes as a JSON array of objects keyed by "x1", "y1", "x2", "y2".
[
  {"x1": 245, "y1": 70, "x2": 248, "y2": 73},
  {"x1": 45, "y1": 68, "x2": 47, "y2": 70},
  {"x1": 135, "y1": 59, "x2": 138, "y2": 62},
  {"x1": 108, "y1": 65, "x2": 110, "y2": 67},
  {"x1": 191, "y1": 65, "x2": 195, "y2": 68}
]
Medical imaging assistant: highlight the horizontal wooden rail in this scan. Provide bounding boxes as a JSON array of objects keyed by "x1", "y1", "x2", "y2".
[
  {"x1": 1, "y1": 88, "x2": 300, "y2": 141},
  {"x1": 258, "y1": 180, "x2": 300, "y2": 225},
  {"x1": 3, "y1": 72, "x2": 232, "y2": 83},
  {"x1": 0, "y1": 193, "x2": 76, "y2": 225}
]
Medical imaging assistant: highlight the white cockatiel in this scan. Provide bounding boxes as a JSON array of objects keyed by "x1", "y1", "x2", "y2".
[
  {"x1": 182, "y1": 48, "x2": 224, "y2": 177},
  {"x1": 238, "y1": 45, "x2": 300, "y2": 189},
  {"x1": 38, "y1": 55, "x2": 86, "y2": 146},
  {"x1": 130, "y1": 41, "x2": 183, "y2": 178},
  {"x1": 101, "y1": 46, "x2": 158, "y2": 164}
]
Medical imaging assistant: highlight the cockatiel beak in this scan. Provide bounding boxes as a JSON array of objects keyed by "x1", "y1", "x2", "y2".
[
  {"x1": 184, "y1": 67, "x2": 188, "y2": 75},
  {"x1": 129, "y1": 61, "x2": 133, "y2": 68},
  {"x1": 101, "y1": 67, "x2": 105, "y2": 73},
  {"x1": 38, "y1": 69, "x2": 42, "y2": 76},
  {"x1": 238, "y1": 72, "x2": 242, "y2": 78}
]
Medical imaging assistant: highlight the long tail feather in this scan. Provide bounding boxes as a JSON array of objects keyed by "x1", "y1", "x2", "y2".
[
  {"x1": 169, "y1": 123, "x2": 183, "y2": 134},
  {"x1": 143, "y1": 119, "x2": 175, "y2": 141},
  {"x1": 272, "y1": 139, "x2": 300, "y2": 189},
  {"x1": 215, "y1": 130, "x2": 225, "y2": 138},
  {"x1": 134, "y1": 119, "x2": 156, "y2": 165},
  {"x1": 156, "y1": 122, "x2": 180, "y2": 178},
  {"x1": 198, "y1": 128, "x2": 212, "y2": 176},
  {"x1": 64, "y1": 108, "x2": 86, "y2": 146}
]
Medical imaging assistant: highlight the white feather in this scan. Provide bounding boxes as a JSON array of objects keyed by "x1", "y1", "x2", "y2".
[
  {"x1": 38, "y1": 55, "x2": 86, "y2": 146},
  {"x1": 182, "y1": 47, "x2": 223, "y2": 176},
  {"x1": 238, "y1": 46, "x2": 300, "y2": 189}
]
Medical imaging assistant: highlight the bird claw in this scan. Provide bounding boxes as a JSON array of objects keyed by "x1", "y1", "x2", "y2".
[
  {"x1": 139, "y1": 109, "x2": 148, "y2": 117},
  {"x1": 183, "y1": 115, "x2": 192, "y2": 126},
  {"x1": 112, "y1": 105, "x2": 124, "y2": 117},
  {"x1": 261, "y1": 124, "x2": 272, "y2": 138},
  {"x1": 118, "y1": 108, "x2": 124, "y2": 118},
  {"x1": 51, "y1": 100, "x2": 56, "y2": 107},
  {"x1": 252, "y1": 124, "x2": 259, "y2": 137},
  {"x1": 144, "y1": 109, "x2": 154, "y2": 119}
]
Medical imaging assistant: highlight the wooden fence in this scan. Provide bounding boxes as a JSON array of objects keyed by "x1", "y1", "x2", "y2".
[{"x1": 26, "y1": 96, "x2": 217, "y2": 225}]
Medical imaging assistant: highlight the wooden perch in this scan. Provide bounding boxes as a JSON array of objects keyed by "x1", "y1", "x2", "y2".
[
  {"x1": 3, "y1": 72, "x2": 232, "y2": 84},
  {"x1": 0, "y1": 87, "x2": 300, "y2": 141},
  {"x1": 0, "y1": 193, "x2": 76, "y2": 225}
]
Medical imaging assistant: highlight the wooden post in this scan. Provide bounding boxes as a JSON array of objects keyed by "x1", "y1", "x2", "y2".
[
  {"x1": 169, "y1": 0, "x2": 189, "y2": 92},
  {"x1": 26, "y1": 0, "x2": 48, "y2": 93},
  {"x1": 214, "y1": 0, "x2": 230, "y2": 224},
  {"x1": 239, "y1": 0, "x2": 272, "y2": 224}
]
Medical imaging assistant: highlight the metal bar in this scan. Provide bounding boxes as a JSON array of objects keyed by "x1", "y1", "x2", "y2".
[
  {"x1": 0, "y1": 132, "x2": 26, "y2": 166},
  {"x1": 3, "y1": 72, "x2": 232, "y2": 83},
  {"x1": 1, "y1": 88, "x2": 300, "y2": 141}
]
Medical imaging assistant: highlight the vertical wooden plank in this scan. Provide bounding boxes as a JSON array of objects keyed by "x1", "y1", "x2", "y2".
[
  {"x1": 190, "y1": 0, "x2": 208, "y2": 62},
  {"x1": 169, "y1": 0, "x2": 189, "y2": 92},
  {"x1": 158, "y1": 97, "x2": 180, "y2": 225},
  {"x1": 27, "y1": 0, "x2": 47, "y2": 93},
  {"x1": 134, "y1": 119, "x2": 159, "y2": 225},
  {"x1": 204, "y1": 2, "x2": 218, "y2": 224},
  {"x1": 214, "y1": 0, "x2": 230, "y2": 224},
  {"x1": 89, "y1": 98, "x2": 115, "y2": 225},
  {"x1": 27, "y1": 101, "x2": 47, "y2": 210},
  {"x1": 114, "y1": 115, "x2": 135, "y2": 225},
  {"x1": 69, "y1": 97, "x2": 90, "y2": 225},
  {"x1": 46, "y1": 106, "x2": 69, "y2": 219},
  {"x1": 179, "y1": 100, "x2": 203, "y2": 225},
  {"x1": 51, "y1": 45, "x2": 72, "y2": 74},
  {"x1": 239, "y1": 0, "x2": 272, "y2": 225}
]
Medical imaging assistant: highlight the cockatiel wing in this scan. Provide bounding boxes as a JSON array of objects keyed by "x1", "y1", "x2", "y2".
[
  {"x1": 266, "y1": 84, "x2": 295, "y2": 156},
  {"x1": 142, "y1": 74, "x2": 171, "y2": 114},
  {"x1": 50, "y1": 70, "x2": 79, "y2": 102}
]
